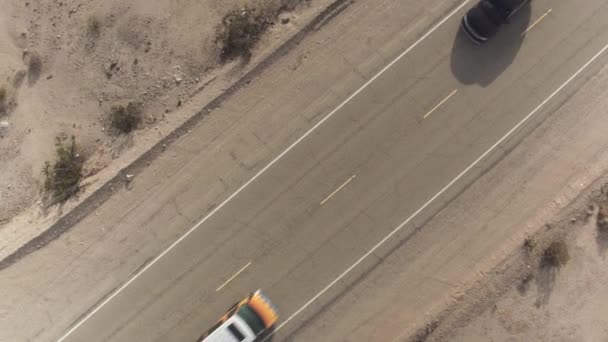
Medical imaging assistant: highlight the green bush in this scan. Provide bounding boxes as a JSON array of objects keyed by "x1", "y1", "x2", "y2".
[{"x1": 43, "y1": 136, "x2": 83, "y2": 200}]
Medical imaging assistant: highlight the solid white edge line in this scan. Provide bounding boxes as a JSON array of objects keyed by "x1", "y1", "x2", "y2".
[
  {"x1": 55, "y1": 1, "x2": 473, "y2": 341},
  {"x1": 267, "y1": 41, "x2": 608, "y2": 339}
]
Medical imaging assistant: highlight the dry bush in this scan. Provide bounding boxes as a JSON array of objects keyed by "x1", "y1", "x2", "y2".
[
  {"x1": 411, "y1": 320, "x2": 439, "y2": 342},
  {"x1": 87, "y1": 16, "x2": 102, "y2": 38},
  {"x1": 0, "y1": 86, "x2": 6, "y2": 116},
  {"x1": 86, "y1": 16, "x2": 102, "y2": 50},
  {"x1": 0, "y1": 85, "x2": 16, "y2": 116},
  {"x1": 597, "y1": 204, "x2": 608, "y2": 231},
  {"x1": 43, "y1": 136, "x2": 83, "y2": 200},
  {"x1": 110, "y1": 102, "x2": 142, "y2": 134},
  {"x1": 596, "y1": 203, "x2": 608, "y2": 254},
  {"x1": 27, "y1": 53, "x2": 42, "y2": 84},
  {"x1": 216, "y1": 5, "x2": 276, "y2": 62},
  {"x1": 523, "y1": 236, "x2": 537, "y2": 253},
  {"x1": 541, "y1": 240, "x2": 570, "y2": 269}
]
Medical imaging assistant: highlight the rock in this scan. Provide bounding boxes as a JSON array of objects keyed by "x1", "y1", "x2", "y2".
[
  {"x1": 174, "y1": 75, "x2": 182, "y2": 85},
  {"x1": 125, "y1": 174, "x2": 134, "y2": 182}
]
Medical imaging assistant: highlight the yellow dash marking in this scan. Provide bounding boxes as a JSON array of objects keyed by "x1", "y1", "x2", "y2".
[
  {"x1": 424, "y1": 89, "x2": 458, "y2": 119},
  {"x1": 320, "y1": 174, "x2": 357, "y2": 205},
  {"x1": 216, "y1": 262, "x2": 252, "y2": 292},
  {"x1": 522, "y1": 8, "x2": 552, "y2": 36}
]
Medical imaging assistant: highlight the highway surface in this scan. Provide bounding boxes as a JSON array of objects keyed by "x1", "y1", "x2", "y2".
[{"x1": 3, "y1": 0, "x2": 608, "y2": 341}]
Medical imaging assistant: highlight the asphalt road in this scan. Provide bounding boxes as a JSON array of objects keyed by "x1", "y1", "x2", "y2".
[{"x1": 3, "y1": 0, "x2": 608, "y2": 341}]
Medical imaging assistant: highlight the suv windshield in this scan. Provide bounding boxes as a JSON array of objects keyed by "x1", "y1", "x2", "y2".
[{"x1": 237, "y1": 305, "x2": 266, "y2": 335}]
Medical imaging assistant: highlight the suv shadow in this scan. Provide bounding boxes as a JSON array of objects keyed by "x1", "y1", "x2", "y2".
[{"x1": 450, "y1": 1, "x2": 532, "y2": 87}]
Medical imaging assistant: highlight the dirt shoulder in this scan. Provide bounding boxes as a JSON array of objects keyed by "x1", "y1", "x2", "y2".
[
  {"x1": 425, "y1": 176, "x2": 608, "y2": 342},
  {"x1": 408, "y1": 60, "x2": 608, "y2": 341},
  {"x1": 0, "y1": 0, "x2": 349, "y2": 267}
]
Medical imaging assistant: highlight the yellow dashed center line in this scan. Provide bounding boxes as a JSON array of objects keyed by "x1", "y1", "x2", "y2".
[
  {"x1": 321, "y1": 174, "x2": 357, "y2": 205},
  {"x1": 424, "y1": 89, "x2": 458, "y2": 119},
  {"x1": 522, "y1": 8, "x2": 553, "y2": 36},
  {"x1": 216, "y1": 261, "x2": 252, "y2": 292}
]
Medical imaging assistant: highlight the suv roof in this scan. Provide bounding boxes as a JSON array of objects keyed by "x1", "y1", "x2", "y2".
[
  {"x1": 202, "y1": 315, "x2": 257, "y2": 342},
  {"x1": 461, "y1": 0, "x2": 528, "y2": 43}
]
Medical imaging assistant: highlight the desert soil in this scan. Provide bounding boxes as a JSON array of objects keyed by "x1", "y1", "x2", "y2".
[
  {"x1": 0, "y1": 0, "x2": 320, "y2": 258},
  {"x1": 424, "y1": 181, "x2": 608, "y2": 342}
]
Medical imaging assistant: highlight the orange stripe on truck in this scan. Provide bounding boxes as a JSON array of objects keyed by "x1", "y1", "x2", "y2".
[{"x1": 248, "y1": 293, "x2": 279, "y2": 328}]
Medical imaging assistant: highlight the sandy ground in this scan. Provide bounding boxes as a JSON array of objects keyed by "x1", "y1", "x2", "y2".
[
  {"x1": 0, "y1": 0, "x2": 324, "y2": 257},
  {"x1": 422, "y1": 180, "x2": 608, "y2": 342},
  {"x1": 450, "y1": 200, "x2": 608, "y2": 342}
]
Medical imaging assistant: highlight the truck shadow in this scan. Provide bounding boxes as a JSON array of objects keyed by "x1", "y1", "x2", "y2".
[{"x1": 450, "y1": 2, "x2": 532, "y2": 87}]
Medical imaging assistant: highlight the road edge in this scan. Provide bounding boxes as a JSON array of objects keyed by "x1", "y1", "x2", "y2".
[
  {"x1": 408, "y1": 171, "x2": 608, "y2": 342},
  {"x1": 0, "y1": 0, "x2": 354, "y2": 271}
]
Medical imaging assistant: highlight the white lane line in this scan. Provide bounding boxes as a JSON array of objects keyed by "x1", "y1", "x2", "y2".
[
  {"x1": 522, "y1": 8, "x2": 553, "y2": 36},
  {"x1": 56, "y1": 1, "x2": 472, "y2": 341},
  {"x1": 268, "y1": 41, "x2": 608, "y2": 339},
  {"x1": 216, "y1": 262, "x2": 252, "y2": 292},
  {"x1": 320, "y1": 175, "x2": 357, "y2": 205},
  {"x1": 424, "y1": 89, "x2": 458, "y2": 119}
]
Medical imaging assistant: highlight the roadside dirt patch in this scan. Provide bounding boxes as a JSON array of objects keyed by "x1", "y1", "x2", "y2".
[
  {"x1": 418, "y1": 179, "x2": 608, "y2": 342},
  {"x1": 0, "y1": 0, "x2": 312, "y2": 231}
]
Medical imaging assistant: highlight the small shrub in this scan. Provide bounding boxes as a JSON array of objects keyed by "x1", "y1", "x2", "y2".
[
  {"x1": 517, "y1": 273, "x2": 534, "y2": 295},
  {"x1": 217, "y1": 6, "x2": 275, "y2": 62},
  {"x1": 597, "y1": 204, "x2": 608, "y2": 231},
  {"x1": 523, "y1": 236, "x2": 536, "y2": 253},
  {"x1": 412, "y1": 320, "x2": 439, "y2": 342},
  {"x1": 0, "y1": 86, "x2": 6, "y2": 115},
  {"x1": 110, "y1": 102, "x2": 142, "y2": 134},
  {"x1": 0, "y1": 86, "x2": 15, "y2": 116},
  {"x1": 87, "y1": 16, "x2": 102, "y2": 38},
  {"x1": 27, "y1": 53, "x2": 42, "y2": 84},
  {"x1": 12, "y1": 70, "x2": 26, "y2": 88},
  {"x1": 541, "y1": 240, "x2": 570, "y2": 269},
  {"x1": 43, "y1": 136, "x2": 83, "y2": 200},
  {"x1": 596, "y1": 203, "x2": 608, "y2": 254}
]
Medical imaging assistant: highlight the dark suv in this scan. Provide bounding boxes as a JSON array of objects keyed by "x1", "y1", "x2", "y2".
[{"x1": 461, "y1": 0, "x2": 529, "y2": 44}]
